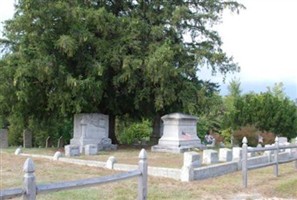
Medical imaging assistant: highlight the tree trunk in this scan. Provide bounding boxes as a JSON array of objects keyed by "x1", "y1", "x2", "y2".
[
  {"x1": 108, "y1": 114, "x2": 119, "y2": 144},
  {"x1": 150, "y1": 114, "x2": 162, "y2": 144}
]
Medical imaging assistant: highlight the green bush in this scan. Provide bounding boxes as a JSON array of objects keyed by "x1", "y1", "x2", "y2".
[
  {"x1": 7, "y1": 114, "x2": 25, "y2": 146},
  {"x1": 221, "y1": 128, "x2": 232, "y2": 145},
  {"x1": 118, "y1": 119, "x2": 152, "y2": 145}
]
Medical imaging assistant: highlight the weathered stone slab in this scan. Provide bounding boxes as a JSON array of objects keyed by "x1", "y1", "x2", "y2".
[
  {"x1": 0, "y1": 129, "x2": 8, "y2": 148},
  {"x1": 219, "y1": 148, "x2": 232, "y2": 162},
  {"x1": 23, "y1": 129, "x2": 32, "y2": 148},
  {"x1": 68, "y1": 113, "x2": 117, "y2": 153},
  {"x1": 65, "y1": 145, "x2": 80, "y2": 157},
  {"x1": 70, "y1": 113, "x2": 109, "y2": 147},
  {"x1": 203, "y1": 149, "x2": 218, "y2": 164},
  {"x1": 152, "y1": 113, "x2": 202, "y2": 153}
]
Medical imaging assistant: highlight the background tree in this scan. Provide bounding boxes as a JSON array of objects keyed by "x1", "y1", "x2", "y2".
[
  {"x1": 0, "y1": 0, "x2": 243, "y2": 146},
  {"x1": 232, "y1": 92, "x2": 297, "y2": 139}
]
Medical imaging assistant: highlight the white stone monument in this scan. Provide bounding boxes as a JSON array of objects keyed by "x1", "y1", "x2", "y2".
[
  {"x1": 151, "y1": 113, "x2": 202, "y2": 153},
  {"x1": 68, "y1": 113, "x2": 116, "y2": 154}
]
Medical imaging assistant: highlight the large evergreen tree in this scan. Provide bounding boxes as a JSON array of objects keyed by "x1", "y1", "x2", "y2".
[{"x1": 0, "y1": 0, "x2": 243, "y2": 145}]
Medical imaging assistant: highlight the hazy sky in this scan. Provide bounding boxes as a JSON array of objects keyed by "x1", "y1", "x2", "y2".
[
  {"x1": 210, "y1": 0, "x2": 297, "y2": 99},
  {"x1": 1, "y1": 0, "x2": 296, "y2": 99}
]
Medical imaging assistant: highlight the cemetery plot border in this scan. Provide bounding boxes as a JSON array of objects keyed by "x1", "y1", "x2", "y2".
[
  {"x1": 242, "y1": 136, "x2": 297, "y2": 188},
  {"x1": 0, "y1": 149, "x2": 148, "y2": 200}
]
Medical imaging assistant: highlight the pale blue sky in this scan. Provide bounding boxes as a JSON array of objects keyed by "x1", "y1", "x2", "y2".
[
  {"x1": 1, "y1": 0, "x2": 296, "y2": 99},
  {"x1": 207, "y1": 0, "x2": 297, "y2": 99}
]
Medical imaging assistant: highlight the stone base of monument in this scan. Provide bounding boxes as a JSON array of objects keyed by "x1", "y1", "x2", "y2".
[
  {"x1": 151, "y1": 143, "x2": 202, "y2": 153},
  {"x1": 85, "y1": 144, "x2": 98, "y2": 155},
  {"x1": 151, "y1": 138, "x2": 203, "y2": 153},
  {"x1": 65, "y1": 145, "x2": 80, "y2": 157}
]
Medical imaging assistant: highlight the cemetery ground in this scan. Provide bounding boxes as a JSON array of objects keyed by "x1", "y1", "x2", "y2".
[{"x1": 1, "y1": 147, "x2": 297, "y2": 200}]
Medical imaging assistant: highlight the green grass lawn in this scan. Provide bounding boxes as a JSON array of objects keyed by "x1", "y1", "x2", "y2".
[{"x1": 1, "y1": 148, "x2": 297, "y2": 199}]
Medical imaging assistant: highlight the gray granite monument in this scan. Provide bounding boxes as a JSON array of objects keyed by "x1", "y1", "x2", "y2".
[
  {"x1": 0, "y1": 129, "x2": 8, "y2": 148},
  {"x1": 68, "y1": 113, "x2": 116, "y2": 154},
  {"x1": 151, "y1": 113, "x2": 202, "y2": 153}
]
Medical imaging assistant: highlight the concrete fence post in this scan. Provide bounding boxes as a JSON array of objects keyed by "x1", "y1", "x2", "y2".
[
  {"x1": 242, "y1": 137, "x2": 248, "y2": 188},
  {"x1": 274, "y1": 136, "x2": 279, "y2": 177},
  {"x1": 181, "y1": 152, "x2": 201, "y2": 182},
  {"x1": 138, "y1": 149, "x2": 147, "y2": 200},
  {"x1": 23, "y1": 158, "x2": 36, "y2": 200}
]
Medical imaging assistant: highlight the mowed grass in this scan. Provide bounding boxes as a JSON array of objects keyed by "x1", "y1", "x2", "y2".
[
  {"x1": 1, "y1": 148, "x2": 297, "y2": 200},
  {"x1": 4, "y1": 146, "x2": 185, "y2": 168}
]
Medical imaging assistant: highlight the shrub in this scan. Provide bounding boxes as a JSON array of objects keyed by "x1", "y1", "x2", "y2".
[
  {"x1": 221, "y1": 128, "x2": 232, "y2": 145},
  {"x1": 260, "y1": 132, "x2": 276, "y2": 145},
  {"x1": 118, "y1": 119, "x2": 152, "y2": 145},
  {"x1": 233, "y1": 125, "x2": 261, "y2": 147}
]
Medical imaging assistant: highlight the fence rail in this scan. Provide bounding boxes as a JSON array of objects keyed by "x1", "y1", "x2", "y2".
[
  {"x1": 0, "y1": 149, "x2": 147, "y2": 200},
  {"x1": 242, "y1": 136, "x2": 297, "y2": 188}
]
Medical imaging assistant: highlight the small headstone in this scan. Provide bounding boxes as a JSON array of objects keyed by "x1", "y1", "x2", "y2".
[
  {"x1": 65, "y1": 145, "x2": 80, "y2": 157},
  {"x1": 106, "y1": 156, "x2": 117, "y2": 169},
  {"x1": 219, "y1": 148, "x2": 232, "y2": 162},
  {"x1": 278, "y1": 137, "x2": 288, "y2": 144},
  {"x1": 15, "y1": 147, "x2": 22, "y2": 155},
  {"x1": 232, "y1": 147, "x2": 242, "y2": 160},
  {"x1": 85, "y1": 144, "x2": 98, "y2": 155},
  {"x1": 53, "y1": 151, "x2": 62, "y2": 160},
  {"x1": 0, "y1": 129, "x2": 8, "y2": 148},
  {"x1": 203, "y1": 149, "x2": 219, "y2": 164},
  {"x1": 23, "y1": 129, "x2": 32, "y2": 148}
]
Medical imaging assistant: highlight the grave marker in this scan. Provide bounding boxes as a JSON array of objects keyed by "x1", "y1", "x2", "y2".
[{"x1": 0, "y1": 129, "x2": 8, "y2": 148}]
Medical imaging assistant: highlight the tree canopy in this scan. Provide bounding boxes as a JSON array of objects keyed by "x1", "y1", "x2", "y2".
[{"x1": 0, "y1": 0, "x2": 243, "y2": 145}]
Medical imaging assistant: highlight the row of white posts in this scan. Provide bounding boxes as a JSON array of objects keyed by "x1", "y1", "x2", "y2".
[
  {"x1": 242, "y1": 136, "x2": 297, "y2": 188},
  {"x1": 0, "y1": 149, "x2": 148, "y2": 200}
]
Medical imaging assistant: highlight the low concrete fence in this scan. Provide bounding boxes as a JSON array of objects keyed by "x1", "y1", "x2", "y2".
[
  {"x1": 17, "y1": 150, "x2": 181, "y2": 180},
  {"x1": 0, "y1": 149, "x2": 148, "y2": 200},
  {"x1": 6, "y1": 137, "x2": 297, "y2": 186},
  {"x1": 242, "y1": 136, "x2": 297, "y2": 188},
  {"x1": 193, "y1": 161, "x2": 238, "y2": 180},
  {"x1": 180, "y1": 137, "x2": 297, "y2": 182}
]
